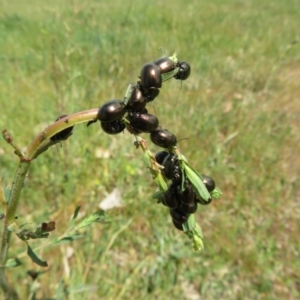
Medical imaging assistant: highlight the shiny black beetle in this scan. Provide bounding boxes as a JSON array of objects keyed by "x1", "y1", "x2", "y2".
[
  {"x1": 140, "y1": 63, "x2": 162, "y2": 89},
  {"x1": 126, "y1": 85, "x2": 147, "y2": 112},
  {"x1": 150, "y1": 128, "x2": 177, "y2": 148},
  {"x1": 97, "y1": 99, "x2": 127, "y2": 123},
  {"x1": 101, "y1": 120, "x2": 125, "y2": 135},
  {"x1": 174, "y1": 61, "x2": 191, "y2": 80},
  {"x1": 127, "y1": 112, "x2": 159, "y2": 133},
  {"x1": 153, "y1": 57, "x2": 176, "y2": 74},
  {"x1": 50, "y1": 115, "x2": 74, "y2": 141}
]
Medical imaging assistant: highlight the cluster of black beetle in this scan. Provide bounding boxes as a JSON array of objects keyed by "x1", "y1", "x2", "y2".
[
  {"x1": 155, "y1": 152, "x2": 216, "y2": 231},
  {"x1": 52, "y1": 55, "x2": 217, "y2": 232},
  {"x1": 86, "y1": 57, "x2": 190, "y2": 135}
]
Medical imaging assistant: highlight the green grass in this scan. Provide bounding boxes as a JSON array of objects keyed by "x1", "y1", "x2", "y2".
[{"x1": 1, "y1": 0, "x2": 300, "y2": 299}]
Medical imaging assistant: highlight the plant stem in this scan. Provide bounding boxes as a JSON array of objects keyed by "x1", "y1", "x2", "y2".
[
  {"x1": 26, "y1": 108, "x2": 98, "y2": 159},
  {"x1": 0, "y1": 108, "x2": 99, "y2": 298},
  {"x1": 0, "y1": 228, "x2": 19, "y2": 300},
  {"x1": 6, "y1": 161, "x2": 31, "y2": 225}
]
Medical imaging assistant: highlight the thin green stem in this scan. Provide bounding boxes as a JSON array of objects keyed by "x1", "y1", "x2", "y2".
[
  {"x1": 0, "y1": 229, "x2": 19, "y2": 299},
  {"x1": 26, "y1": 108, "x2": 98, "y2": 159},
  {"x1": 6, "y1": 161, "x2": 31, "y2": 225}
]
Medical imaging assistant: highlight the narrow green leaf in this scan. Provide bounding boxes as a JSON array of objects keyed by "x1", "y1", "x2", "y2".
[
  {"x1": 5, "y1": 258, "x2": 22, "y2": 268},
  {"x1": 75, "y1": 210, "x2": 105, "y2": 230},
  {"x1": 72, "y1": 206, "x2": 81, "y2": 220},
  {"x1": 183, "y1": 214, "x2": 196, "y2": 231},
  {"x1": 0, "y1": 182, "x2": 10, "y2": 205},
  {"x1": 54, "y1": 234, "x2": 83, "y2": 245},
  {"x1": 153, "y1": 173, "x2": 168, "y2": 192},
  {"x1": 152, "y1": 190, "x2": 164, "y2": 199},
  {"x1": 161, "y1": 67, "x2": 180, "y2": 81},
  {"x1": 7, "y1": 225, "x2": 15, "y2": 232},
  {"x1": 152, "y1": 191, "x2": 165, "y2": 204},
  {"x1": 178, "y1": 161, "x2": 186, "y2": 192},
  {"x1": 27, "y1": 243, "x2": 48, "y2": 267},
  {"x1": 183, "y1": 163, "x2": 211, "y2": 201},
  {"x1": 123, "y1": 84, "x2": 134, "y2": 105},
  {"x1": 183, "y1": 215, "x2": 204, "y2": 251},
  {"x1": 191, "y1": 231, "x2": 204, "y2": 251}
]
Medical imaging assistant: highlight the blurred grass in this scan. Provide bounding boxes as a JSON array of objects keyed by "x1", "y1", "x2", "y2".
[{"x1": 0, "y1": 0, "x2": 299, "y2": 299}]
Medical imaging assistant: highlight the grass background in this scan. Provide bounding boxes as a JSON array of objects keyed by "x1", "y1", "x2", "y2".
[{"x1": 0, "y1": 0, "x2": 299, "y2": 299}]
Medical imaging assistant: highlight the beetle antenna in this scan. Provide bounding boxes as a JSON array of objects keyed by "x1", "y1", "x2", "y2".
[
  {"x1": 148, "y1": 101, "x2": 157, "y2": 115},
  {"x1": 177, "y1": 137, "x2": 189, "y2": 143},
  {"x1": 54, "y1": 142, "x2": 63, "y2": 151}
]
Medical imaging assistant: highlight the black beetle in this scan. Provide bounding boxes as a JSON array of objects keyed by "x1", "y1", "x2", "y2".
[
  {"x1": 162, "y1": 154, "x2": 182, "y2": 183},
  {"x1": 101, "y1": 120, "x2": 125, "y2": 135},
  {"x1": 140, "y1": 63, "x2": 162, "y2": 89},
  {"x1": 126, "y1": 85, "x2": 147, "y2": 112},
  {"x1": 177, "y1": 202, "x2": 198, "y2": 214},
  {"x1": 150, "y1": 128, "x2": 177, "y2": 148},
  {"x1": 174, "y1": 61, "x2": 191, "y2": 80},
  {"x1": 98, "y1": 100, "x2": 126, "y2": 123},
  {"x1": 196, "y1": 196, "x2": 212, "y2": 205},
  {"x1": 50, "y1": 115, "x2": 74, "y2": 141},
  {"x1": 176, "y1": 181, "x2": 196, "y2": 205},
  {"x1": 172, "y1": 218, "x2": 184, "y2": 231},
  {"x1": 141, "y1": 86, "x2": 160, "y2": 102},
  {"x1": 153, "y1": 57, "x2": 176, "y2": 74},
  {"x1": 162, "y1": 187, "x2": 179, "y2": 209},
  {"x1": 155, "y1": 151, "x2": 169, "y2": 165},
  {"x1": 202, "y1": 174, "x2": 216, "y2": 192},
  {"x1": 170, "y1": 208, "x2": 189, "y2": 224},
  {"x1": 127, "y1": 112, "x2": 159, "y2": 133}
]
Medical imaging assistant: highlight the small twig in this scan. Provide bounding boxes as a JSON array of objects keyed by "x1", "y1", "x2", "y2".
[{"x1": 2, "y1": 129, "x2": 24, "y2": 159}]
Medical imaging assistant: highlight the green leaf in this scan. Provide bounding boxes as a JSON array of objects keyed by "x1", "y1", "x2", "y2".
[
  {"x1": 161, "y1": 67, "x2": 180, "y2": 81},
  {"x1": 152, "y1": 190, "x2": 164, "y2": 201},
  {"x1": 5, "y1": 258, "x2": 22, "y2": 268},
  {"x1": 27, "y1": 243, "x2": 48, "y2": 267},
  {"x1": 123, "y1": 84, "x2": 134, "y2": 105},
  {"x1": 72, "y1": 206, "x2": 81, "y2": 220},
  {"x1": 0, "y1": 182, "x2": 11, "y2": 206},
  {"x1": 211, "y1": 187, "x2": 222, "y2": 199},
  {"x1": 143, "y1": 149, "x2": 168, "y2": 192},
  {"x1": 183, "y1": 217, "x2": 204, "y2": 252},
  {"x1": 183, "y1": 214, "x2": 196, "y2": 231},
  {"x1": 183, "y1": 163, "x2": 211, "y2": 201},
  {"x1": 152, "y1": 190, "x2": 165, "y2": 204},
  {"x1": 74, "y1": 210, "x2": 105, "y2": 230},
  {"x1": 54, "y1": 234, "x2": 84, "y2": 245},
  {"x1": 153, "y1": 173, "x2": 168, "y2": 192},
  {"x1": 7, "y1": 225, "x2": 15, "y2": 232},
  {"x1": 191, "y1": 227, "x2": 204, "y2": 251}
]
